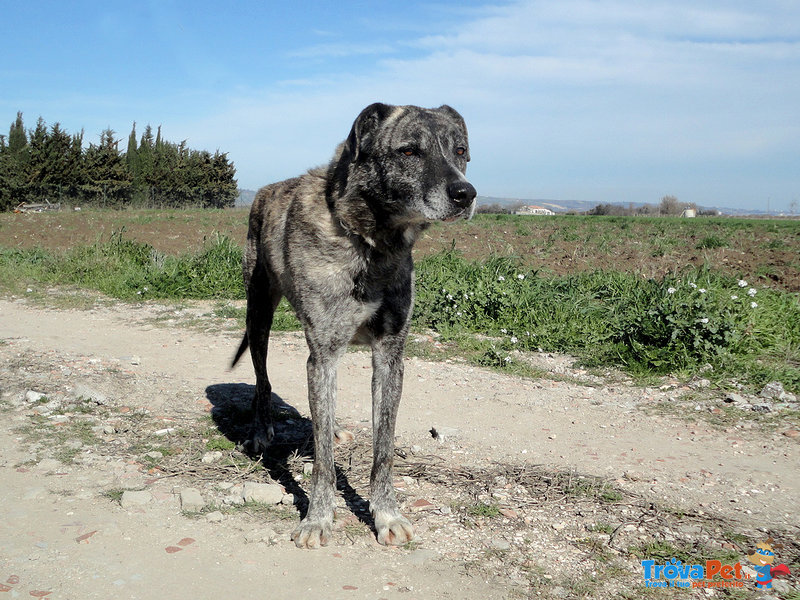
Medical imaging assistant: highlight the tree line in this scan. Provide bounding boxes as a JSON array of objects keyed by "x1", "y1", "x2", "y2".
[
  {"x1": 588, "y1": 196, "x2": 719, "y2": 217},
  {"x1": 0, "y1": 112, "x2": 237, "y2": 211}
]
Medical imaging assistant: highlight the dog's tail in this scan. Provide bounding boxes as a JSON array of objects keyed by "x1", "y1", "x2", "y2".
[{"x1": 230, "y1": 333, "x2": 249, "y2": 369}]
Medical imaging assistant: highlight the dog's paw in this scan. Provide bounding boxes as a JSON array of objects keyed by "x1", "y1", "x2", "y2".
[
  {"x1": 334, "y1": 427, "x2": 354, "y2": 445},
  {"x1": 373, "y1": 510, "x2": 414, "y2": 546},
  {"x1": 243, "y1": 423, "x2": 274, "y2": 455},
  {"x1": 291, "y1": 517, "x2": 333, "y2": 549}
]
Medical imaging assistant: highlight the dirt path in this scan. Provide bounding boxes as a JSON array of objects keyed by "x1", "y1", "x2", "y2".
[{"x1": 1, "y1": 297, "x2": 798, "y2": 599}]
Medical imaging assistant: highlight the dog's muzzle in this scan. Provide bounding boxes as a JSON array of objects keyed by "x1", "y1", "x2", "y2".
[{"x1": 446, "y1": 180, "x2": 477, "y2": 209}]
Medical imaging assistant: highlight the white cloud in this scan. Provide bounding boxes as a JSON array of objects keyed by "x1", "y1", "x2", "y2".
[{"x1": 179, "y1": 1, "x2": 800, "y2": 208}]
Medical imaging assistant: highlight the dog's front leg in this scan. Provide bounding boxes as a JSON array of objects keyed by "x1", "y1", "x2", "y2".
[
  {"x1": 291, "y1": 350, "x2": 340, "y2": 548},
  {"x1": 370, "y1": 335, "x2": 414, "y2": 546}
]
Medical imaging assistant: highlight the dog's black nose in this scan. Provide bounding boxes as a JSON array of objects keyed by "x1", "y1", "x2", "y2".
[{"x1": 447, "y1": 181, "x2": 477, "y2": 207}]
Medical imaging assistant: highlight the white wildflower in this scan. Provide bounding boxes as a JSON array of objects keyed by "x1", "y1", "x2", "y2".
[
  {"x1": 498, "y1": 275, "x2": 505, "y2": 281},
  {"x1": 503, "y1": 356, "x2": 512, "y2": 364},
  {"x1": 699, "y1": 288, "x2": 707, "y2": 294},
  {"x1": 731, "y1": 295, "x2": 738, "y2": 300},
  {"x1": 747, "y1": 288, "x2": 757, "y2": 297},
  {"x1": 700, "y1": 318, "x2": 709, "y2": 324},
  {"x1": 510, "y1": 336, "x2": 518, "y2": 344},
  {"x1": 456, "y1": 311, "x2": 463, "y2": 317},
  {"x1": 446, "y1": 294, "x2": 454, "y2": 301},
  {"x1": 517, "y1": 274, "x2": 525, "y2": 280},
  {"x1": 689, "y1": 282, "x2": 697, "y2": 289},
  {"x1": 501, "y1": 328, "x2": 507, "y2": 334},
  {"x1": 751, "y1": 302, "x2": 758, "y2": 308},
  {"x1": 667, "y1": 287, "x2": 676, "y2": 294},
  {"x1": 738, "y1": 279, "x2": 748, "y2": 288}
]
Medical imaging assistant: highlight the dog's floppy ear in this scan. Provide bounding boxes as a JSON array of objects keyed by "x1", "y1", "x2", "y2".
[
  {"x1": 344, "y1": 102, "x2": 394, "y2": 161},
  {"x1": 437, "y1": 105, "x2": 467, "y2": 133}
]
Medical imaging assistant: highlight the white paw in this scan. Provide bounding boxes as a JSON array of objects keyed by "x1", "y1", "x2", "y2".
[{"x1": 373, "y1": 510, "x2": 414, "y2": 546}]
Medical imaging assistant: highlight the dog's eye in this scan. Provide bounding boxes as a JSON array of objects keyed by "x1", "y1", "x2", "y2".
[
  {"x1": 399, "y1": 147, "x2": 417, "y2": 157},
  {"x1": 455, "y1": 147, "x2": 466, "y2": 156}
]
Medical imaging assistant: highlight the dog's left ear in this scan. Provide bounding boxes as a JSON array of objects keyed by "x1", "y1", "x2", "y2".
[
  {"x1": 345, "y1": 102, "x2": 394, "y2": 161},
  {"x1": 437, "y1": 105, "x2": 467, "y2": 131}
]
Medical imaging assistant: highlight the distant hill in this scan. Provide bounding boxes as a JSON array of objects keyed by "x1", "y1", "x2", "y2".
[
  {"x1": 237, "y1": 190, "x2": 774, "y2": 217},
  {"x1": 477, "y1": 196, "x2": 775, "y2": 217}
]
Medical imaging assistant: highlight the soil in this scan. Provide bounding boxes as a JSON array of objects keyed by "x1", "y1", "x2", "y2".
[{"x1": 1, "y1": 296, "x2": 799, "y2": 599}]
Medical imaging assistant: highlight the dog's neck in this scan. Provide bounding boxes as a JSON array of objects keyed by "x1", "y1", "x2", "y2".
[{"x1": 325, "y1": 152, "x2": 428, "y2": 255}]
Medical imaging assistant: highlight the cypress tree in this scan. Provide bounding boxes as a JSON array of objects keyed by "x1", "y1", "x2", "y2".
[{"x1": 126, "y1": 122, "x2": 138, "y2": 179}]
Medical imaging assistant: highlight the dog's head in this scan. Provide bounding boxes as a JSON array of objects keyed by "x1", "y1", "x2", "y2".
[{"x1": 330, "y1": 103, "x2": 477, "y2": 242}]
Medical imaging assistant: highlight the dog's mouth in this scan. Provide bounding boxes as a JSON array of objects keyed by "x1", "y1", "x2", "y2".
[{"x1": 442, "y1": 204, "x2": 475, "y2": 223}]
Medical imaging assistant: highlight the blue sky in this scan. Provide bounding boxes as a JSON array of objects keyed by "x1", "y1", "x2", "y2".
[{"x1": 2, "y1": 1, "x2": 799, "y2": 211}]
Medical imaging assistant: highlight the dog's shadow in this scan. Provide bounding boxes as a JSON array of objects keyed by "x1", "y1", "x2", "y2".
[{"x1": 204, "y1": 383, "x2": 372, "y2": 529}]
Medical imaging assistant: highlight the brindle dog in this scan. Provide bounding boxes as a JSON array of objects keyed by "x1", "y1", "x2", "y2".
[{"x1": 231, "y1": 103, "x2": 476, "y2": 548}]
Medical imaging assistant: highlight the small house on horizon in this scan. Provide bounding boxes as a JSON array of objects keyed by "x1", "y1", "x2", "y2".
[{"x1": 515, "y1": 205, "x2": 555, "y2": 216}]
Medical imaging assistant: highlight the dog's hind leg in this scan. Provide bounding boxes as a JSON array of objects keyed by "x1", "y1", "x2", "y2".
[
  {"x1": 369, "y1": 334, "x2": 414, "y2": 546},
  {"x1": 244, "y1": 264, "x2": 281, "y2": 454}
]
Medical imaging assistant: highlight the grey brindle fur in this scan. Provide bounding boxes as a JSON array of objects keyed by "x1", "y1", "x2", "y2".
[{"x1": 231, "y1": 103, "x2": 476, "y2": 548}]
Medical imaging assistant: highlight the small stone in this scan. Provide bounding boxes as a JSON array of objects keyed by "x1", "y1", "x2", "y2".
[
  {"x1": 144, "y1": 451, "x2": 164, "y2": 460},
  {"x1": 72, "y1": 384, "x2": 109, "y2": 406},
  {"x1": 430, "y1": 426, "x2": 459, "y2": 441},
  {"x1": 42, "y1": 399, "x2": 62, "y2": 412},
  {"x1": 499, "y1": 508, "x2": 519, "y2": 519},
  {"x1": 180, "y1": 488, "x2": 205, "y2": 512},
  {"x1": 26, "y1": 390, "x2": 46, "y2": 403},
  {"x1": 280, "y1": 494, "x2": 295, "y2": 505},
  {"x1": 724, "y1": 393, "x2": 747, "y2": 405},
  {"x1": 782, "y1": 429, "x2": 800, "y2": 439},
  {"x1": 242, "y1": 482, "x2": 284, "y2": 505},
  {"x1": 410, "y1": 444, "x2": 423, "y2": 455},
  {"x1": 201, "y1": 451, "x2": 223, "y2": 464},
  {"x1": 206, "y1": 511, "x2": 224, "y2": 523},
  {"x1": 551, "y1": 522, "x2": 567, "y2": 531},
  {"x1": 244, "y1": 528, "x2": 277, "y2": 544},
  {"x1": 760, "y1": 381, "x2": 785, "y2": 399},
  {"x1": 623, "y1": 470, "x2": 642, "y2": 481},
  {"x1": 491, "y1": 538, "x2": 511, "y2": 551},
  {"x1": 36, "y1": 458, "x2": 63, "y2": 472},
  {"x1": 130, "y1": 355, "x2": 141, "y2": 365},
  {"x1": 302, "y1": 463, "x2": 314, "y2": 476},
  {"x1": 153, "y1": 428, "x2": 176, "y2": 437},
  {"x1": 120, "y1": 490, "x2": 153, "y2": 509},
  {"x1": 409, "y1": 498, "x2": 435, "y2": 512}
]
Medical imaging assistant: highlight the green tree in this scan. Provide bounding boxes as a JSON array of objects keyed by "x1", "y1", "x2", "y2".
[
  {"x1": 0, "y1": 113, "x2": 30, "y2": 210},
  {"x1": 82, "y1": 128, "x2": 131, "y2": 207},
  {"x1": 125, "y1": 122, "x2": 139, "y2": 180}
]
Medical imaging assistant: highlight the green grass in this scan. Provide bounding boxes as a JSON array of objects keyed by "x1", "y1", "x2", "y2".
[
  {"x1": 414, "y1": 249, "x2": 800, "y2": 391},
  {"x1": 1, "y1": 230, "x2": 798, "y2": 392},
  {"x1": 467, "y1": 502, "x2": 502, "y2": 518}
]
